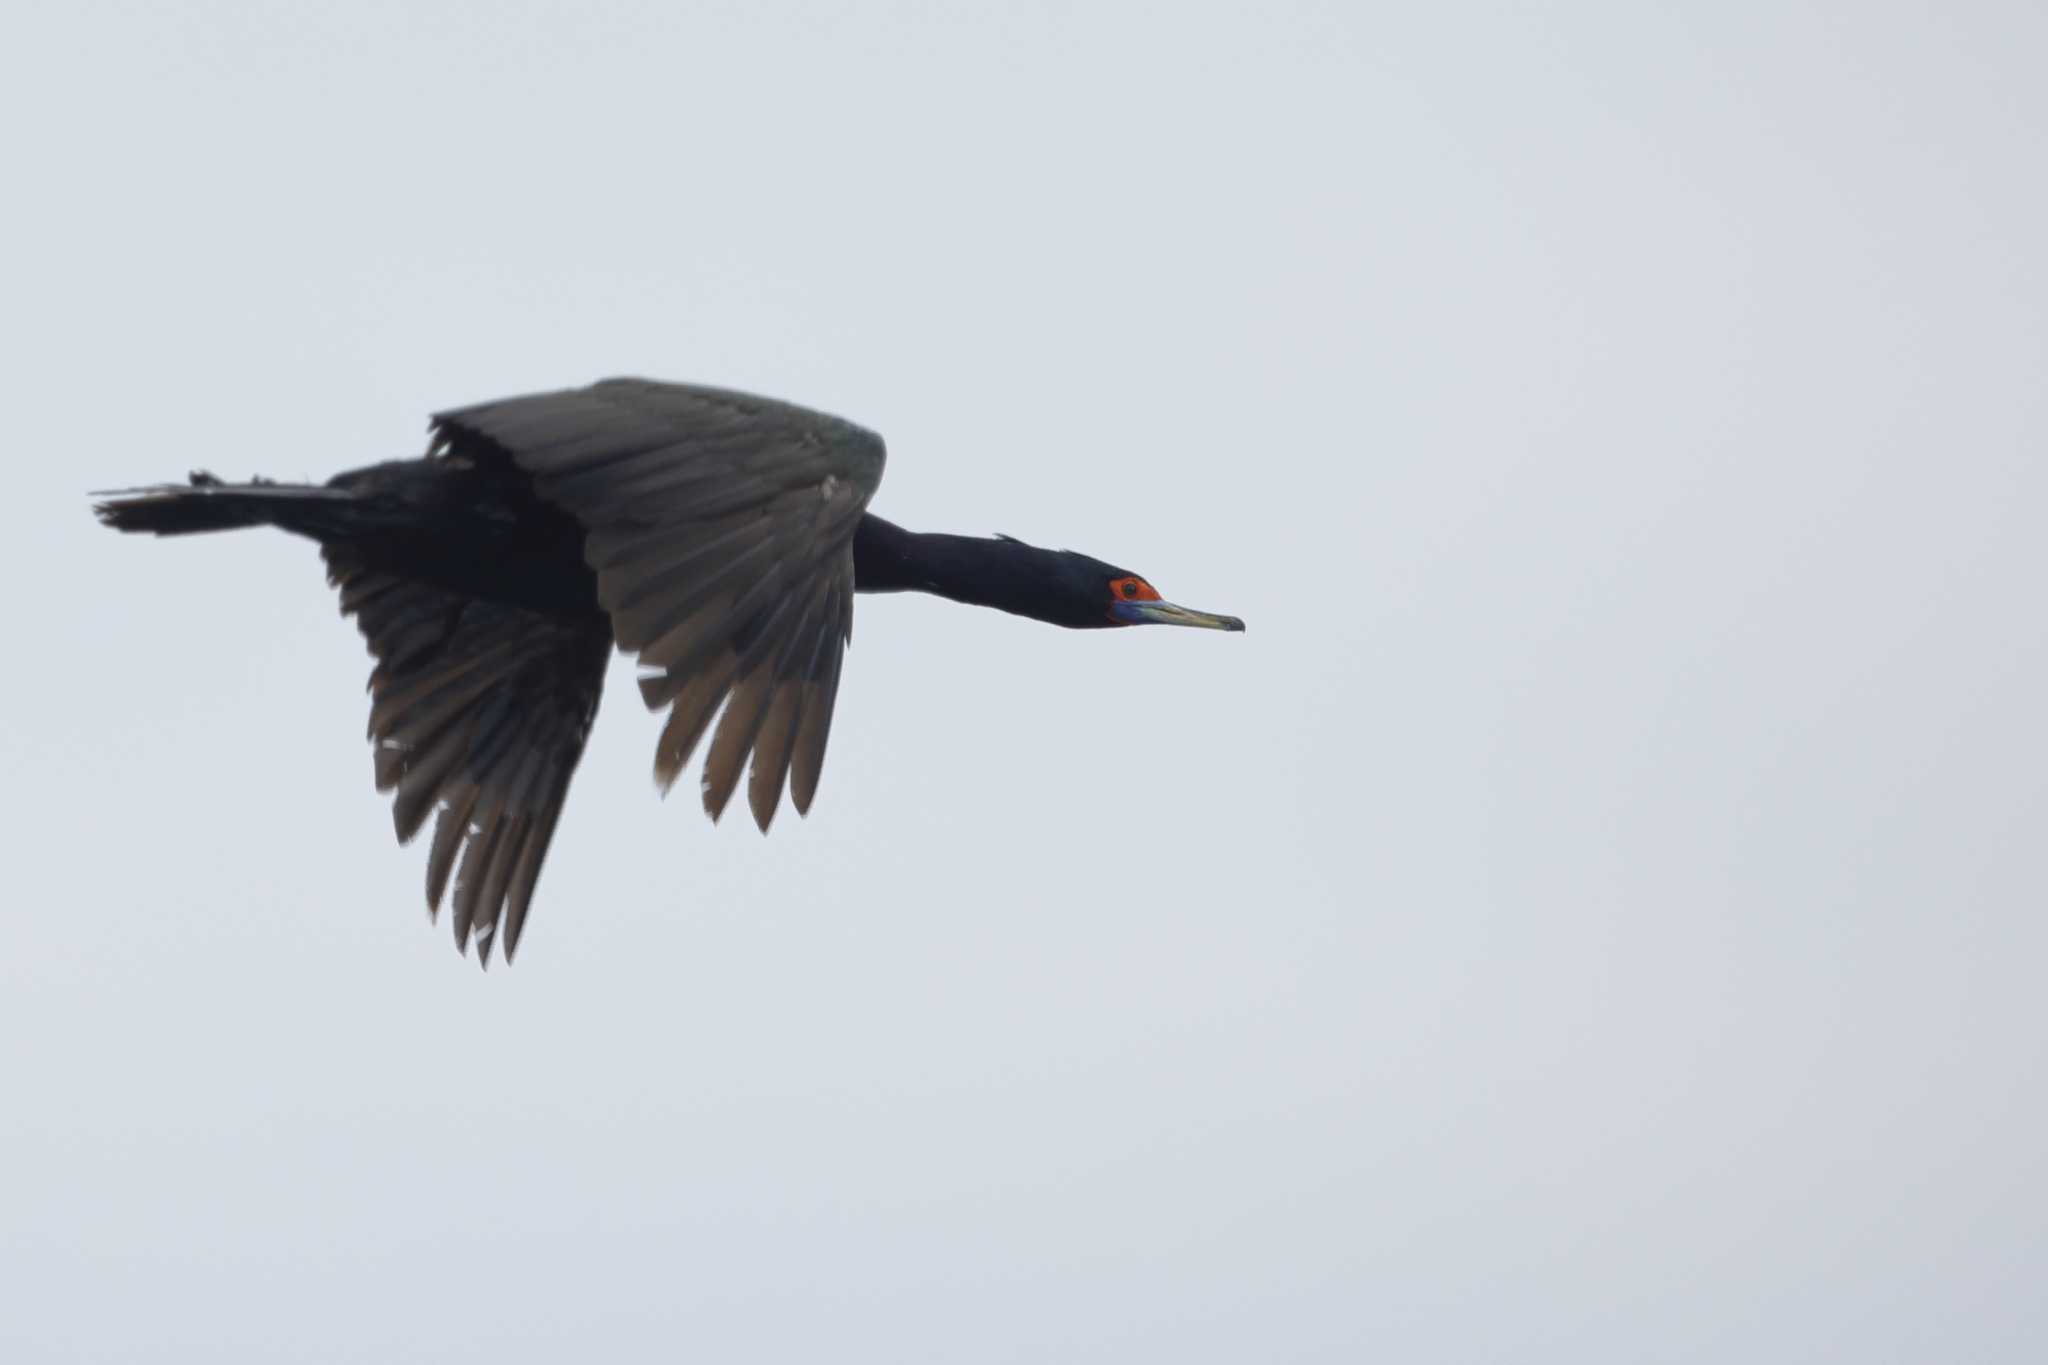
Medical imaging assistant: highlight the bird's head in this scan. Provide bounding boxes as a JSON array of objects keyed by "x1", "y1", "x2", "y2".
[
  {"x1": 1100, "y1": 566, "x2": 1246, "y2": 632},
  {"x1": 1018, "y1": 540, "x2": 1245, "y2": 632}
]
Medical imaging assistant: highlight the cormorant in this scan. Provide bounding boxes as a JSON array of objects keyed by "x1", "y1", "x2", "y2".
[{"x1": 95, "y1": 379, "x2": 1244, "y2": 964}]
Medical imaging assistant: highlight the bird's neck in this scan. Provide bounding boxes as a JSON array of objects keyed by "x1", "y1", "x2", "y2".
[{"x1": 852, "y1": 514, "x2": 1068, "y2": 623}]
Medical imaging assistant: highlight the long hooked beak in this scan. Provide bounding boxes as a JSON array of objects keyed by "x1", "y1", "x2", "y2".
[{"x1": 1111, "y1": 598, "x2": 1246, "y2": 631}]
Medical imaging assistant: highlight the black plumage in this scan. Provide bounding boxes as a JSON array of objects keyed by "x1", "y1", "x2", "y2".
[{"x1": 95, "y1": 378, "x2": 1242, "y2": 964}]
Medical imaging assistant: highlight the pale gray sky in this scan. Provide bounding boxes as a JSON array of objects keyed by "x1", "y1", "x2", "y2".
[{"x1": 4, "y1": 2, "x2": 2044, "y2": 1360}]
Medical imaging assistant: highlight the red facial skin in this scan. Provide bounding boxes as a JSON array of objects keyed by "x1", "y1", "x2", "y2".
[
  {"x1": 1112, "y1": 577, "x2": 1160, "y2": 601},
  {"x1": 1107, "y1": 576, "x2": 1161, "y2": 621}
]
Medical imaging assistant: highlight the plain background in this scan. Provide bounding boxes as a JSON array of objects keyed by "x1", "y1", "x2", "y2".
[{"x1": 3, "y1": 2, "x2": 2043, "y2": 1360}]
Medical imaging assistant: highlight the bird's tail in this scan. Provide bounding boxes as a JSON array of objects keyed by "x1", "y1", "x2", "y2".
[{"x1": 93, "y1": 471, "x2": 360, "y2": 539}]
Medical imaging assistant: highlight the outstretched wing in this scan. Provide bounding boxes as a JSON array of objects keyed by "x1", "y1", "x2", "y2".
[
  {"x1": 325, "y1": 549, "x2": 611, "y2": 965},
  {"x1": 430, "y1": 378, "x2": 886, "y2": 831}
]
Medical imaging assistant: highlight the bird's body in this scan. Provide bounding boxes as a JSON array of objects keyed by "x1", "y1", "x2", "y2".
[{"x1": 96, "y1": 378, "x2": 1242, "y2": 964}]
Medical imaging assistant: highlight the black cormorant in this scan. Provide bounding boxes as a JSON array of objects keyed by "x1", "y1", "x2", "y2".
[{"x1": 95, "y1": 379, "x2": 1244, "y2": 963}]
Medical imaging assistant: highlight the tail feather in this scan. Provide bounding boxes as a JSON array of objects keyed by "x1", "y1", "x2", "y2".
[{"x1": 94, "y1": 471, "x2": 355, "y2": 537}]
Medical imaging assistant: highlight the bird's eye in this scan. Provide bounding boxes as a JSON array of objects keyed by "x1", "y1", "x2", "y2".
[{"x1": 1112, "y1": 577, "x2": 1160, "y2": 603}]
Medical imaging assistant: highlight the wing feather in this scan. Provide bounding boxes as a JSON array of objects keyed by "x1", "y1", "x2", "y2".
[
  {"x1": 701, "y1": 665, "x2": 777, "y2": 823},
  {"x1": 325, "y1": 553, "x2": 610, "y2": 965},
  {"x1": 426, "y1": 784, "x2": 479, "y2": 919},
  {"x1": 786, "y1": 578, "x2": 848, "y2": 815},
  {"x1": 652, "y1": 654, "x2": 739, "y2": 795}
]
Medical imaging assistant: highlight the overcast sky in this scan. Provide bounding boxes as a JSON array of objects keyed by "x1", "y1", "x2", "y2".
[{"x1": 4, "y1": 2, "x2": 2044, "y2": 1360}]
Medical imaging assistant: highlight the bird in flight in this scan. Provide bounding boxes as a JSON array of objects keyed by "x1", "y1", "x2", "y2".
[{"x1": 95, "y1": 379, "x2": 1244, "y2": 965}]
